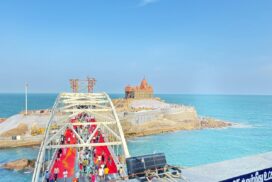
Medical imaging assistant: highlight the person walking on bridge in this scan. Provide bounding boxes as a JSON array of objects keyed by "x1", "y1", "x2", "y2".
[
  {"x1": 53, "y1": 167, "x2": 59, "y2": 182},
  {"x1": 98, "y1": 166, "x2": 104, "y2": 181},
  {"x1": 101, "y1": 152, "x2": 105, "y2": 163},
  {"x1": 45, "y1": 170, "x2": 50, "y2": 182},
  {"x1": 104, "y1": 165, "x2": 109, "y2": 180},
  {"x1": 63, "y1": 169, "x2": 68, "y2": 182}
]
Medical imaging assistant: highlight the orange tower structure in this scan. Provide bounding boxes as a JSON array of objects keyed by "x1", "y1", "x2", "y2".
[{"x1": 125, "y1": 78, "x2": 154, "y2": 99}]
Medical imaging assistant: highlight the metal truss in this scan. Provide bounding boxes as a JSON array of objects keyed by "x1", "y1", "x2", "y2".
[{"x1": 32, "y1": 92, "x2": 130, "y2": 182}]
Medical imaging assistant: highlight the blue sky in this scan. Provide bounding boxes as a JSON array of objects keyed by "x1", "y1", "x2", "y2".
[{"x1": 0, "y1": 0, "x2": 271, "y2": 94}]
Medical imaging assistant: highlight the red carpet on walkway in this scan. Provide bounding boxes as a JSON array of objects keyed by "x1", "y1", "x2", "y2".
[
  {"x1": 50, "y1": 116, "x2": 118, "y2": 180},
  {"x1": 91, "y1": 121, "x2": 118, "y2": 174},
  {"x1": 51, "y1": 128, "x2": 77, "y2": 179}
]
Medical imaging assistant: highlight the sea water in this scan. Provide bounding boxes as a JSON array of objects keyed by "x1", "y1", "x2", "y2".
[
  {"x1": 129, "y1": 95, "x2": 272, "y2": 166},
  {"x1": 1, "y1": 94, "x2": 272, "y2": 181}
]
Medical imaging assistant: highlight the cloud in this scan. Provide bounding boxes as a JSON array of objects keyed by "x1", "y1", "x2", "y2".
[{"x1": 139, "y1": 0, "x2": 159, "y2": 6}]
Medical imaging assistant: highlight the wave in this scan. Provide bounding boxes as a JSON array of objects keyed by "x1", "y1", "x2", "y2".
[
  {"x1": 24, "y1": 170, "x2": 32, "y2": 174},
  {"x1": 128, "y1": 138, "x2": 152, "y2": 143},
  {"x1": 230, "y1": 122, "x2": 255, "y2": 128}
]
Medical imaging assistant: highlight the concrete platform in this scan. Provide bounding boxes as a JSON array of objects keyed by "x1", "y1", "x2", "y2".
[{"x1": 182, "y1": 152, "x2": 272, "y2": 182}]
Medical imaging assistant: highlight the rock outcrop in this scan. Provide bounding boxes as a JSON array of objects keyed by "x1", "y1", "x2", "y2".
[
  {"x1": 0, "y1": 123, "x2": 28, "y2": 137},
  {"x1": 2, "y1": 159, "x2": 35, "y2": 171},
  {"x1": 121, "y1": 114, "x2": 231, "y2": 138},
  {"x1": 0, "y1": 118, "x2": 5, "y2": 123},
  {"x1": 117, "y1": 98, "x2": 232, "y2": 138},
  {"x1": 200, "y1": 118, "x2": 231, "y2": 128}
]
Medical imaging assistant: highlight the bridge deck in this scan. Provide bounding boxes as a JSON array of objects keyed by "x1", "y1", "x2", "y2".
[
  {"x1": 50, "y1": 128, "x2": 77, "y2": 180},
  {"x1": 50, "y1": 118, "x2": 119, "y2": 181}
]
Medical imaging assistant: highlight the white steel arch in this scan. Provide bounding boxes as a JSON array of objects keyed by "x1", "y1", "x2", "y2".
[{"x1": 32, "y1": 92, "x2": 130, "y2": 182}]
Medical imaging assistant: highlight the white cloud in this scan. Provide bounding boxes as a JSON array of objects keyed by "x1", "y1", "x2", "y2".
[{"x1": 139, "y1": 0, "x2": 159, "y2": 6}]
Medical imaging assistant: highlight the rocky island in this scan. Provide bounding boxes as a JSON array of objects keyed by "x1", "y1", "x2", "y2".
[
  {"x1": 0, "y1": 79, "x2": 232, "y2": 149},
  {"x1": 114, "y1": 98, "x2": 231, "y2": 138}
]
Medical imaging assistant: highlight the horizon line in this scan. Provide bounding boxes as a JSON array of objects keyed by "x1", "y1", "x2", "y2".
[{"x1": 0, "y1": 92, "x2": 272, "y2": 96}]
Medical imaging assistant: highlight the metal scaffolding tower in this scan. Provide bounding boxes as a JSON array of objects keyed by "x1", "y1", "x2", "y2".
[{"x1": 70, "y1": 77, "x2": 96, "y2": 93}]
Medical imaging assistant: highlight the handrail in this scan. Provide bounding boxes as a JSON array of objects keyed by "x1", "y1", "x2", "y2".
[{"x1": 32, "y1": 94, "x2": 60, "y2": 182}]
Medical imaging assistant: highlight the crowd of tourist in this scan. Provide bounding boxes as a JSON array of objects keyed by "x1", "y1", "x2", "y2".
[
  {"x1": 77, "y1": 147, "x2": 111, "y2": 181},
  {"x1": 46, "y1": 113, "x2": 123, "y2": 182}
]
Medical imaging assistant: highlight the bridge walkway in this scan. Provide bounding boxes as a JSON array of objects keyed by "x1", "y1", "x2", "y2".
[{"x1": 49, "y1": 114, "x2": 119, "y2": 182}]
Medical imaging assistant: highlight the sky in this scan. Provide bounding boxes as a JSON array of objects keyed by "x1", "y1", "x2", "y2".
[{"x1": 0, "y1": 0, "x2": 271, "y2": 94}]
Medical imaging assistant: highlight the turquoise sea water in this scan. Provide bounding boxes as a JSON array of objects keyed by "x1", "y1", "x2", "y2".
[{"x1": 1, "y1": 94, "x2": 272, "y2": 181}]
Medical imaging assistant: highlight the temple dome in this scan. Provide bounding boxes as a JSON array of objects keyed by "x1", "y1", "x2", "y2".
[{"x1": 140, "y1": 79, "x2": 148, "y2": 89}]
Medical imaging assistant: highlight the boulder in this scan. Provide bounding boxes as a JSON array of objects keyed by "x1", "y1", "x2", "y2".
[
  {"x1": 2, "y1": 159, "x2": 35, "y2": 171},
  {"x1": 0, "y1": 118, "x2": 5, "y2": 123},
  {"x1": 200, "y1": 118, "x2": 231, "y2": 128}
]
